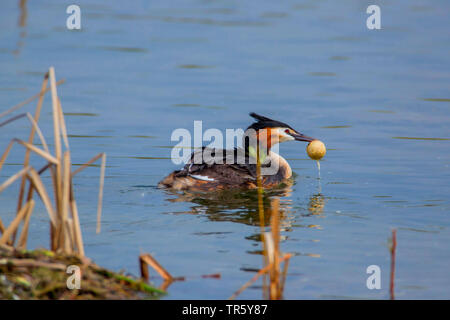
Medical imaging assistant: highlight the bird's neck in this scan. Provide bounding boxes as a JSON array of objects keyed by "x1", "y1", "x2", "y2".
[
  {"x1": 243, "y1": 127, "x2": 276, "y2": 148},
  {"x1": 245, "y1": 148, "x2": 292, "y2": 179},
  {"x1": 247, "y1": 144, "x2": 269, "y2": 164},
  {"x1": 268, "y1": 151, "x2": 292, "y2": 179},
  {"x1": 244, "y1": 133, "x2": 272, "y2": 164}
]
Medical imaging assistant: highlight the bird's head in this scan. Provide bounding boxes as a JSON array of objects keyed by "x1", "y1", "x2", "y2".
[{"x1": 245, "y1": 112, "x2": 314, "y2": 147}]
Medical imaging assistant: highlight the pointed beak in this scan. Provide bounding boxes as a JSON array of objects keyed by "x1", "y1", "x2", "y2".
[{"x1": 291, "y1": 132, "x2": 315, "y2": 142}]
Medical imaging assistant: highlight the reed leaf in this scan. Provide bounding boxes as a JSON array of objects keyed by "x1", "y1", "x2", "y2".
[
  {"x1": 0, "y1": 166, "x2": 30, "y2": 194},
  {"x1": 0, "y1": 200, "x2": 34, "y2": 245}
]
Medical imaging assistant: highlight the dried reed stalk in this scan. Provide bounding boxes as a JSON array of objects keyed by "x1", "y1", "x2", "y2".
[
  {"x1": 17, "y1": 164, "x2": 52, "y2": 249},
  {"x1": 139, "y1": 253, "x2": 173, "y2": 281},
  {"x1": 25, "y1": 112, "x2": 50, "y2": 153},
  {"x1": 0, "y1": 141, "x2": 14, "y2": 174},
  {"x1": 71, "y1": 153, "x2": 103, "y2": 176},
  {"x1": 0, "y1": 111, "x2": 50, "y2": 235},
  {"x1": 70, "y1": 152, "x2": 106, "y2": 235},
  {"x1": 255, "y1": 143, "x2": 269, "y2": 299},
  {"x1": 57, "y1": 98, "x2": 69, "y2": 150},
  {"x1": 56, "y1": 98, "x2": 70, "y2": 252},
  {"x1": 96, "y1": 153, "x2": 106, "y2": 234},
  {"x1": 15, "y1": 74, "x2": 49, "y2": 244},
  {"x1": 159, "y1": 279, "x2": 173, "y2": 292},
  {"x1": 390, "y1": 229, "x2": 397, "y2": 300},
  {"x1": 0, "y1": 166, "x2": 31, "y2": 194},
  {"x1": 140, "y1": 255, "x2": 150, "y2": 282},
  {"x1": 0, "y1": 243, "x2": 13, "y2": 253},
  {"x1": 0, "y1": 200, "x2": 34, "y2": 245},
  {"x1": 0, "y1": 113, "x2": 27, "y2": 128},
  {"x1": 64, "y1": 219, "x2": 74, "y2": 253},
  {"x1": 0, "y1": 67, "x2": 105, "y2": 257},
  {"x1": 69, "y1": 187, "x2": 84, "y2": 257},
  {"x1": 17, "y1": 197, "x2": 35, "y2": 250},
  {"x1": 268, "y1": 198, "x2": 281, "y2": 299},
  {"x1": 0, "y1": 258, "x2": 66, "y2": 270},
  {"x1": 26, "y1": 168, "x2": 57, "y2": 225},
  {"x1": 13, "y1": 139, "x2": 58, "y2": 164},
  {"x1": 49, "y1": 67, "x2": 63, "y2": 241},
  {"x1": 60, "y1": 151, "x2": 71, "y2": 253},
  {"x1": 279, "y1": 252, "x2": 290, "y2": 295},
  {"x1": 229, "y1": 253, "x2": 292, "y2": 300}
]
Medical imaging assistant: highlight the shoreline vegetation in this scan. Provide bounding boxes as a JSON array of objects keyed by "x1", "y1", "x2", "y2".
[
  {"x1": 0, "y1": 244, "x2": 164, "y2": 299},
  {"x1": 0, "y1": 67, "x2": 165, "y2": 299}
]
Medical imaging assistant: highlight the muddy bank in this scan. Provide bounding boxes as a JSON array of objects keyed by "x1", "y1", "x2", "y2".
[{"x1": 0, "y1": 245, "x2": 164, "y2": 300}]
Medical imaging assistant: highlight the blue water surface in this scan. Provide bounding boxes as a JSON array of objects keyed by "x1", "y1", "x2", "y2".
[{"x1": 0, "y1": 0, "x2": 449, "y2": 299}]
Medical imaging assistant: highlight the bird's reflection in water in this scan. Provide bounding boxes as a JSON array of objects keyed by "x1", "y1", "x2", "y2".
[
  {"x1": 164, "y1": 180, "x2": 295, "y2": 227},
  {"x1": 164, "y1": 179, "x2": 327, "y2": 230},
  {"x1": 162, "y1": 180, "x2": 327, "y2": 262}
]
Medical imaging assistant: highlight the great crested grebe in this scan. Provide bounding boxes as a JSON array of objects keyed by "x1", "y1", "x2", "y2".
[{"x1": 159, "y1": 113, "x2": 316, "y2": 191}]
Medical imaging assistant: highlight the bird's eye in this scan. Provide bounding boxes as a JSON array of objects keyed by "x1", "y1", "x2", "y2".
[{"x1": 285, "y1": 129, "x2": 290, "y2": 134}]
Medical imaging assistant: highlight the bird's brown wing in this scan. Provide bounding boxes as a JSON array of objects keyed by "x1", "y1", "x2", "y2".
[{"x1": 174, "y1": 147, "x2": 256, "y2": 187}]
